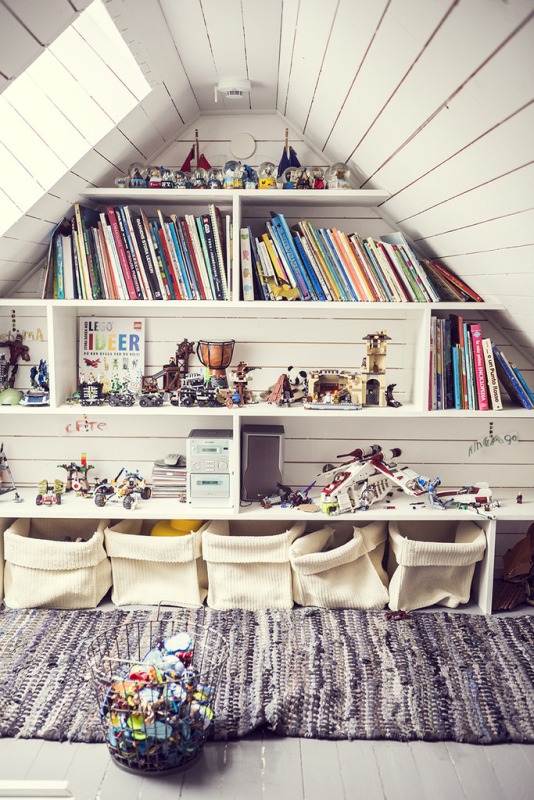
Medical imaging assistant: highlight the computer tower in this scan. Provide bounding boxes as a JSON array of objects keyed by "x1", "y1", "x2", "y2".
[{"x1": 241, "y1": 424, "x2": 284, "y2": 501}]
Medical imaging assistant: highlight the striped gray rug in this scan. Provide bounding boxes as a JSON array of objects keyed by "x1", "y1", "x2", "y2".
[{"x1": 0, "y1": 605, "x2": 532, "y2": 744}]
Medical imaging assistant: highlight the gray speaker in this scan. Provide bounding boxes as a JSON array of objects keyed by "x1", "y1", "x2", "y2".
[{"x1": 241, "y1": 424, "x2": 284, "y2": 501}]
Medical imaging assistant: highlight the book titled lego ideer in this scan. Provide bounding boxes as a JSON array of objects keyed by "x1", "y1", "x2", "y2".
[{"x1": 78, "y1": 317, "x2": 145, "y2": 394}]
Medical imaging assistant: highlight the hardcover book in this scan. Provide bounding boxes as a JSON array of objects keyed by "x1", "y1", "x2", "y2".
[
  {"x1": 78, "y1": 317, "x2": 145, "y2": 395},
  {"x1": 481, "y1": 338, "x2": 503, "y2": 410},
  {"x1": 492, "y1": 344, "x2": 534, "y2": 409}
]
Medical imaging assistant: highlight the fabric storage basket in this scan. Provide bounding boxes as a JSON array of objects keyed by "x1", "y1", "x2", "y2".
[
  {"x1": 387, "y1": 519, "x2": 486, "y2": 611},
  {"x1": 202, "y1": 519, "x2": 306, "y2": 610},
  {"x1": 104, "y1": 519, "x2": 209, "y2": 606},
  {"x1": 3, "y1": 518, "x2": 111, "y2": 609},
  {"x1": 290, "y1": 520, "x2": 389, "y2": 609}
]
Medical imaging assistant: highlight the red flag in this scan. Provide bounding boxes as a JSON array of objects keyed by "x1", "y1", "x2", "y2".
[
  {"x1": 180, "y1": 146, "x2": 195, "y2": 172},
  {"x1": 197, "y1": 152, "x2": 212, "y2": 171}
]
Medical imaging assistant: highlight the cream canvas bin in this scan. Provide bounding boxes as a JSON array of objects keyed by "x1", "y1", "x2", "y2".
[
  {"x1": 290, "y1": 521, "x2": 389, "y2": 609},
  {"x1": 104, "y1": 519, "x2": 209, "y2": 606},
  {"x1": 202, "y1": 519, "x2": 306, "y2": 610},
  {"x1": 387, "y1": 519, "x2": 486, "y2": 611},
  {"x1": 3, "y1": 518, "x2": 111, "y2": 609}
]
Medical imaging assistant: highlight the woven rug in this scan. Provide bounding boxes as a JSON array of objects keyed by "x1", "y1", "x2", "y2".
[{"x1": 0, "y1": 605, "x2": 533, "y2": 745}]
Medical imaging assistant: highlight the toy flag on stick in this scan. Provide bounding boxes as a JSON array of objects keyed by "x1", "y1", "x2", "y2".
[
  {"x1": 277, "y1": 144, "x2": 301, "y2": 178},
  {"x1": 180, "y1": 146, "x2": 195, "y2": 172},
  {"x1": 197, "y1": 153, "x2": 212, "y2": 171}
]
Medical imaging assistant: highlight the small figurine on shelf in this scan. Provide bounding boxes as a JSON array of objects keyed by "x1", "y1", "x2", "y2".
[
  {"x1": 58, "y1": 453, "x2": 94, "y2": 494},
  {"x1": 36, "y1": 478, "x2": 64, "y2": 507},
  {"x1": 114, "y1": 175, "x2": 128, "y2": 189},
  {"x1": 257, "y1": 161, "x2": 277, "y2": 189},
  {"x1": 93, "y1": 467, "x2": 151, "y2": 510},
  {"x1": 282, "y1": 166, "x2": 302, "y2": 189},
  {"x1": 0, "y1": 331, "x2": 31, "y2": 388},
  {"x1": 225, "y1": 361, "x2": 261, "y2": 408},
  {"x1": 326, "y1": 162, "x2": 350, "y2": 189},
  {"x1": 242, "y1": 164, "x2": 258, "y2": 189},
  {"x1": 19, "y1": 359, "x2": 50, "y2": 406},
  {"x1": 174, "y1": 170, "x2": 188, "y2": 189},
  {"x1": 0, "y1": 442, "x2": 22, "y2": 502},
  {"x1": 386, "y1": 383, "x2": 402, "y2": 408},
  {"x1": 148, "y1": 166, "x2": 163, "y2": 188},
  {"x1": 160, "y1": 167, "x2": 175, "y2": 188},
  {"x1": 295, "y1": 167, "x2": 312, "y2": 190},
  {"x1": 128, "y1": 162, "x2": 147, "y2": 188}
]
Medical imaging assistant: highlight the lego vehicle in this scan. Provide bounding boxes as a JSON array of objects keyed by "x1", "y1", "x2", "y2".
[
  {"x1": 93, "y1": 468, "x2": 152, "y2": 510},
  {"x1": 139, "y1": 391, "x2": 164, "y2": 407},
  {"x1": 36, "y1": 479, "x2": 64, "y2": 507},
  {"x1": 170, "y1": 373, "x2": 221, "y2": 408},
  {"x1": 108, "y1": 391, "x2": 135, "y2": 407}
]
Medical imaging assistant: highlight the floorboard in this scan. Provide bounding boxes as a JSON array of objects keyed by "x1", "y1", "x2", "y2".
[{"x1": 0, "y1": 738, "x2": 533, "y2": 800}]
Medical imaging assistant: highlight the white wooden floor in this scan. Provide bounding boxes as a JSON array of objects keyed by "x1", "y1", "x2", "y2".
[{"x1": 0, "y1": 736, "x2": 533, "y2": 800}]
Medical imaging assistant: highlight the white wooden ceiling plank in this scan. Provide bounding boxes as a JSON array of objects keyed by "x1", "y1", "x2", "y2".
[
  {"x1": 0, "y1": 4, "x2": 42, "y2": 80},
  {"x1": 359, "y1": 13, "x2": 534, "y2": 186},
  {"x1": 444, "y1": 246, "x2": 534, "y2": 278},
  {"x1": 242, "y1": 0, "x2": 281, "y2": 110},
  {"x1": 25, "y1": 194, "x2": 73, "y2": 225},
  {"x1": 277, "y1": 0, "x2": 299, "y2": 115},
  {"x1": 399, "y1": 164, "x2": 534, "y2": 242},
  {"x1": 161, "y1": 0, "x2": 218, "y2": 110},
  {"x1": 4, "y1": 213, "x2": 60, "y2": 243},
  {"x1": 414, "y1": 208, "x2": 534, "y2": 257},
  {"x1": 6, "y1": 72, "x2": 88, "y2": 168},
  {"x1": 72, "y1": 0, "x2": 151, "y2": 102},
  {"x1": 48, "y1": 171, "x2": 100, "y2": 203},
  {"x1": 202, "y1": 0, "x2": 248, "y2": 107},
  {"x1": 304, "y1": 0, "x2": 388, "y2": 151},
  {"x1": 50, "y1": 27, "x2": 140, "y2": 123},
  {"x1": 381, "y1": 104, "x2": 534, "y2": 223},
  {"x1": 0, "y1": 189, "x2": 23, "y2": 233},
  {"x1": 27, "y1": 49, "x2": 114, "y2": 146},
  {"x1": 117, "y1": 105, "x2": 165, "y2": 161},
  {"x1": 323, "y1": 0, "x2": 452, "y2": 165},
  {"x1": 140, "y1": 85, "x2": 184, "y2": 143},
  {"x1": 2, "y1": 0, "x2": 75, "y2": 46},
  {"x1": 0, "y1": 235, "x2": 47, "y2": 261},
  {"x1": 70, "y1": 148, "x2": 118, "y2": 186},
  {"x1": 95, "y1": 128, "x2": 144, "y2": 175},
  {"x1": 0, "y1": 138, "x2": 46, "y2": 210},
  {"x1": 477, "y1": 277, "x2": 534, "y2": 301},
  {"x1": 283, "y1": 2, "x2": 337, "y2": 133}
]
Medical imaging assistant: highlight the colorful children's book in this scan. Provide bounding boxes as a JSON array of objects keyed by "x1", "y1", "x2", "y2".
[
  {"x1": 78, "y1": 317, "x2": 145, "y2": 395},
  {"x1": 492, "y1": 344, "x2": 534, "y2": 409},
  {"x1": 468, "y1": 323, "x2": 489, "y2": 411},
  {"x1": 481, "y1": 338, "x2": 503, "y2": 410}
]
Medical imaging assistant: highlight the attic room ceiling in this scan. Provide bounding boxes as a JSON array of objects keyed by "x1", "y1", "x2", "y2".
[{"x1": 0, "y1": 0, "x2": 532, "y2": 358}]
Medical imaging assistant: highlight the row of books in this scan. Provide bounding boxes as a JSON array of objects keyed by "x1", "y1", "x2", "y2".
[
  {"x1": 429, "y1": 314, "x2": 534, "y2": 410},
  {"x1": 240, "y1": 213, "x2": 483, "y2": 303},
  {"x1": 45, "y1": 203, "x2": 231, "y2": 301}
]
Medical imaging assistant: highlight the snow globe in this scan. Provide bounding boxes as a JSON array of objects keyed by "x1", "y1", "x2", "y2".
[
  {"x1": 257, "y1": 161, "x2": 277, "y2": 189},
  {"x1": 207, "y1": 166, "x2": 224, "y2": 189},
  {"x1": 191, "y1": 167, "x2": 208, "y2": 189},
  {"x1": 222, "y1": 160, "x2": 244, "y2": 189},
  {"x1": 128, "y1": 162, "x2": 147, "y2": 188},
  {"x1": 147, "y1": 166, "x2": 163, "y2": 188},
  {"x1": 160, "y1": 167, "x2": 175, "y2": 188},
  {"x1": 326, "y1": 162, "x2": 350, "y2": 189},
  {"x1": 310, "y1": 166, "x2": 326, "y2": 190}
]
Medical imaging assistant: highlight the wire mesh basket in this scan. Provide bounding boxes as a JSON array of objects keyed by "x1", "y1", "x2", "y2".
[{"x1": 86, "y1": 605, "x2": 228, "y2": 775}]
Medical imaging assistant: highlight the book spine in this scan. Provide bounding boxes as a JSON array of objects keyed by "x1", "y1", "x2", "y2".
[
  {"x1": 180, "y1": 216, "x2": 209, "y2": 300},
  {"x1": 251, "y1": 235, "x2": 271, "y2": 300},
  {"x1": 380, "y1": 241, "x2": 418, "y2": 301},
  {"x1": 368, "y1": 238, "x2": 403, "y2": 301},
  {"x1": 208, "y1": 204, "x2": 229, "y2": 299},
  {"x1": 140, "y1": 210, "x2": 169, "y2": 299},
  {"x1": 299, "y1": 234, "x2": 333, "y2": 300},
  {"x1": 452, "y1": 345, "x2": 461, "y2": 410},
  {"x1": 155, "y1": 215, "x2": 182, "y2": 299},
  {"x1": 295, "y1": 233, "x2": 330, "y2": 301},
  {"x1": 177, "y1": 217, "x2": 205, "y2": 300},
  {"x1": 318, "y1": 229, "x2": 352, "y2": 300},
  {"x1": 306, "y1": 224, "x2": 344, "y2": 300},
  {"x1": 492, "y1": 344, "x2": 534, "y2": 409},
  {"x1": 270, "y1": 213, "x2": 312, "y2": 300},
  {"x1": 73, "y1": 204, "x2": 93, "y2": 300},
  {"x1": 170, "y1": 214, "x2": 199, "y2": 299},
  {"x1": 511, "y1": 363, "x2": 534, "y2": 405},
  {"x1": 101, "y1": 217, "x2": 127, "y2": 299},
  {"x1": 134, "y1": 217, "x2": 163, "y2": 299},
  {"x1": 54, "y1": 234, "x2": 64, "y2": 300},
  {"x1": 116, "y1": 207, "x2": 144, "y2": 299},
  {"x1": 349, "y1": 234, "x2": 381, "y2": 301},
  {"x1": 90, "y1": 227, "x2": 110, "y2": 300},
  {"x1": 482, "y1": 338, "x2": 503, "y2": 410},
  {"x1": 363, "y1": 238, "x2": 396, "y2": 301},
  {"x1": 105, "y1": 206, "x2": 138, "y2": 300},
  {"x1": 463, "y1": 322, "x2": 476, "y2": 409},
  {"x1": 123, "y1": 206, "x2": 151, "y2": 300},
  {"x1": 149, "y1": 221, "x2": 175, "y2": 299},
  {"x1": 376, "y1": 242, "x2": 410, "y2": 301},
  {"x1": 469, "y1": 324, "x2": 489, "y2": 411},
  {"x1": 239, "y1": 228, "x2": 255, "y2": 301},
  {"x1": 425, "y1": 259, "x2": 484, "y2": 302},
  {"x1": 200, "y1": 213, "x2": 225, "y2": 300},
  {"x1": 262, "y1": 230, "x2": 290, "y2": 286}
]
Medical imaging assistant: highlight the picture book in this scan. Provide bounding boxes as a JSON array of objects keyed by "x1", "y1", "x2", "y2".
[
  {"x1": 78, "y1": 317, "x2": 145, "y2": 395},
  {"x1": 492, "y1": 343, "x2": 533, "y2": 410}
]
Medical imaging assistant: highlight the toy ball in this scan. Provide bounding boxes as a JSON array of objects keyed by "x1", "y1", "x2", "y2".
[
  {"x1": 150, "y1": 519, "x2": 203, "y2": 537},
  {"x1": 0, "y1": 388, "x2": 22, "y2": 405}
]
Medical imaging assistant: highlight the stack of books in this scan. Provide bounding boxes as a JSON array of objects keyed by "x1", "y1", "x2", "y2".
[
  {"x1": 44, "y1": 203, "x2": 231, "y2": 302},
  {"x1": 151, "y1": 460, "x2": 187, "y2": 500},
  {"x1": 429, "y1": 314, "x2": 534, "y2": 410},
  {"x1": 240, "y1": 213, "x2": 483, "y2": 303}
]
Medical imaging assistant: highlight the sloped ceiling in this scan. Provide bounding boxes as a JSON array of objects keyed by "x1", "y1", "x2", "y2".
[{"x1": 0, "y1": 0, "x2": 533, "y2": 358}]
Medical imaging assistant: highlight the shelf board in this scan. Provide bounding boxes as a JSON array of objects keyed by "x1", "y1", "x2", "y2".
[
  {"x1": 1, "y1": 486, "x2": 530, "y2": 521},
  {"x1": 81, "y1": 187, "x2": 391, "y2": 207}
]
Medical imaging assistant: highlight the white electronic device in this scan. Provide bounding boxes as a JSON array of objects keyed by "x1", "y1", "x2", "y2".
[{"x1": 186, "y1": 429, "x2": 233, "y2": 507}]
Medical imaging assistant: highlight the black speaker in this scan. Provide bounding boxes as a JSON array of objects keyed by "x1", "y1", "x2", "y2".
[{"x1": 241, "y1": 424, "x2": 284, "y2": 501}]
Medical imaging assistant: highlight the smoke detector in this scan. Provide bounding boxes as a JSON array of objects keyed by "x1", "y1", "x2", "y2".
[{"x1": 214, "y1": 79, "x2": 251, "y2": 102}]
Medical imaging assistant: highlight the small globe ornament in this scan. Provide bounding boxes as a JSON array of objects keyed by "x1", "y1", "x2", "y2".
[
  {"x1": 258, "y1": 161, "x2": 277, "y2": 189},
  {"x1": 222, "y1": 160, "x2": 244, "y2": 189},
  {"x1": 191, "y1": 167, "x2": 208, "y2": 189},
  {"x1": 160, "y1": 167, "x2": 175, "y2": 188},
  {"x1": 147, "y1": 165, "x2": 163, "y2": 188},
  {"x1": 207, "y1": 167, "x2": 224, "y2": 189},
  {"x1": 114, "y1": 175, "x2": 128, "y2": 189},
  {"x1": 128, "y1": 162, "x2": 147, "y2": 188},
  {"x1": 310, "y1": 166, "x2": 326, "y2": 190},
  {"x1": 173, "y1": 170, "x2": 188, "y2": 188},
  {"x1": 326, "y1": 162, "x2": 350, "y2": 189}
]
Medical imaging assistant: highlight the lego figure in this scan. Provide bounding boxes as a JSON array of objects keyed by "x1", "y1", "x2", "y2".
[
  {"x1": 0, "y1": 333, "x2": 31, "y2": 388},
  {"x1": 226, "y1": 361, "x2": 260, "y2": 407}
]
